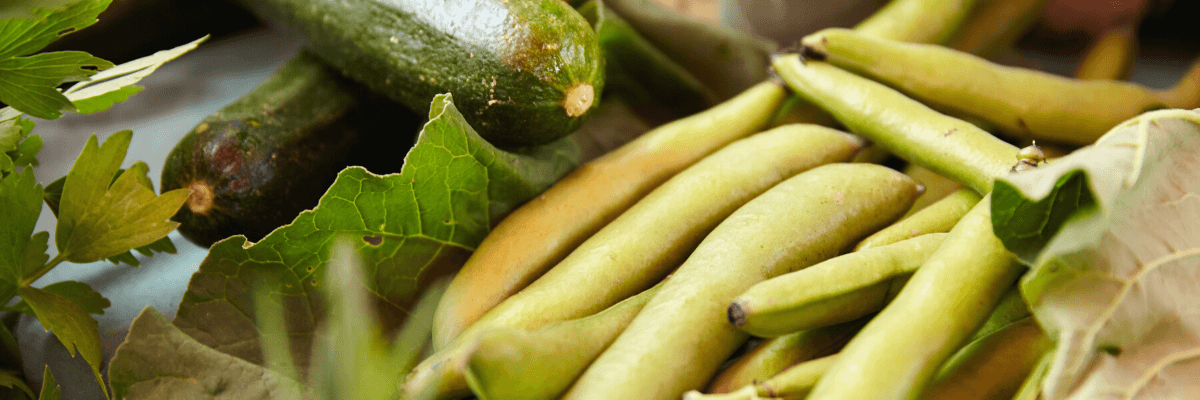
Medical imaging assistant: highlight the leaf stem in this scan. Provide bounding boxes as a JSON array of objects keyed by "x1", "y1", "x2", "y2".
[{"x1": 20, "y1": 253, "x2": 67, "y2": 287}]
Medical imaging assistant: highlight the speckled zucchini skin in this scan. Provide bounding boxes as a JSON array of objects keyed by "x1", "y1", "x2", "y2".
[
  {"x1": 233, "y1": 0, "x2": 605, "y2": 147},
  {"x1": 160, "y1": 51, "x2": 419, "y2": 247}
]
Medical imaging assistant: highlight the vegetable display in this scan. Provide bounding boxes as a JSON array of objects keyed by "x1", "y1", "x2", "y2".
[{"x1": 5, "y1": 0, "x2": 1200, "y2": 400}]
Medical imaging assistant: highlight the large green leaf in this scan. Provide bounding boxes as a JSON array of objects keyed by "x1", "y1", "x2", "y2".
[
  {"x1": 108, "y1": 307, "x2": 309, "y2": 400},
  {"x1": 991, "y1": 109, "x2": 1200, "y2": 400},
  {"x1": 170, "y1": 94, "x2": 643, "y2": 378}
]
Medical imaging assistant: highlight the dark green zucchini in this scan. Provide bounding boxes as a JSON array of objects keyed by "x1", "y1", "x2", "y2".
[
  {"x1": 233, "y1": 0, "x2": 605, "y2": 147},
  {"x1": 160, "y1": 51, "x2": 421, "y2": 247}
]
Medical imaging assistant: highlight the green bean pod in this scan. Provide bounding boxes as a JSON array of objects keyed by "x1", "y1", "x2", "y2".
[
  {"x1": 685, "y1": 355, "x2": 840, "y2": 400},
  {"x1": 730, "y1": 233, "x2": 946, "y2": 337},
  {"x1": 706, "y1": 319, "x2": 864, "y2": 394},
  {"x1": 771, "y1": 55, "x2": 1018, "y2": 195},
  {"x1": 922, "y1": 318, "x2": 1053, "y2": 400},
  {"x1": 406, "y1": 122, "x2": 860, "y2": 399},
  {"x1": 802, "y1": 28, "x2": 1200, "y2": 145},
  {"x1": 433, "y1": 82, "x2": 785, "y2": 351},
  {"x1": 463, "y1": 282, "x2": 663, "y2": 400},
  {"x1": 947, "y1": 0, "x2": 1049, "y2": 59},
  {"x1": 902, "y1": 164, "x2": 966, "y2": 217},
  {"x1": 804, "y1": 195, "x2": 1024, "y2": 400},
  {"x1": 853, "y1": 0, "x2": 979, "y2": 44},
  {"x1": 1075, "y1": 25, "x2": 1139, "y2": 81},
  {"x1": 968, "y1": 284, "x2": 1030, "y2": 343},
  {"x1": 563, "y1": 163, "x2": 920, "y2": 400},
  {"x1": 856, "y1": 188, "x2": 981, "y2": 251}
]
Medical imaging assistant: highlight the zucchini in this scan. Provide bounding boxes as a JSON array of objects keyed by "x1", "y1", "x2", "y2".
[
  {"x1": 233, "y1": 0, "x2": 605, "y2": 147},
  {"x1": 160, "y1": 51, "x2": 421, "y2": 247}
]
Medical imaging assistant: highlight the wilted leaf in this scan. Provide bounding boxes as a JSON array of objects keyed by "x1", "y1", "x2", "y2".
[
  {"x1": 108, "y1": 307, "x2": 308, "y2": 400},
  {"x1": 991, "y1": 109, "x2": 1200, "y2": 400},
  {"x1": 171, "y1": 94, "x2": 642, "y2": 378}
]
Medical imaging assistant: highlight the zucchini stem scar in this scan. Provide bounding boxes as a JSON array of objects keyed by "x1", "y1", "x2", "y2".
[{"x1": 186, "y1": 181, "x2": 215, "y2": 216}]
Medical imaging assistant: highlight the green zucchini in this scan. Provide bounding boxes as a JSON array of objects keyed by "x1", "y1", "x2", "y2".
[
  {"x1": 160, "y1": 51, "x2": 421, "y2": 247},
  {"x1": 233, "y1": 0, "x2": 605, "y2": 147}
]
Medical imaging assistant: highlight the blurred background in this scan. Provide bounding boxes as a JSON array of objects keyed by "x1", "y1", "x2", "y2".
[{"x1": 9, "y1": 0, "x2": 1200, "y2": 398}]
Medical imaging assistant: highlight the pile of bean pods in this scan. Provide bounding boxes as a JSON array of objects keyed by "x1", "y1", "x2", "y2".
[{"x1": 400, "y1": 1, "x2": 1200, "y2": 400}]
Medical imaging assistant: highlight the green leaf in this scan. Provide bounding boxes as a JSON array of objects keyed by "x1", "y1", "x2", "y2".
[
  {"x1": 70, "y1": 85, "x2": 141, "y2": 114},
  {"x1": 42, "y1": 169, "x2": 177, "y2": 266},
  {"x1": 0, "y1": 369, "x2": 34, "y2": 400},
  {"x1": 17, "y1": 286, "x2": 104, "y2": 398},
  {"x1": 36, "y1": 366, "x2": 58, "y2": 400},
  {"x1": 107, "y1": 307, "x2": 309, "y2": 400},
  {"x1": 59, "y1": 36, "x2": 204, "y2": 114},
  {"x1": 0, "y1": 35, "x2": 205, "y2": 122},
  {"x1": 0, "y1": 118, "x2": 35, "y2": 175},
  {"x1": 9, "y1": 134, "x2": 40, "y2": 168},
  {"x1": 0, "y1": 51, "x2": 113, "y2": 120},
  {"x1": 171, "y1": 94, "x2": 639, "y2": 377},
  {"x1": 10, "y1": 281, "x2": 109, "y2": 317},
  {"x1": 54, "y1": 131, "x2": 190, "y2": 263},
  {"x1": 0, "y1": 168, "x2": 44, "y2": 301},
  {"x1": 0, "y1": 0, "x2": 111, "y2": 60},
  {"x1": 0, "y1": 321, "x2": 21, "y2": 370},
  {"x1": 991, "y1": 109, "x2": 1200, "y2": 400}
]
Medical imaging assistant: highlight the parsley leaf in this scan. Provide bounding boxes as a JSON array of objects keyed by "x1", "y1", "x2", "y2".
[
  {"x1": 0, "y1": 50, "x2": 112, "y2": 119},
  {"x1": 0, "y1": 0, "x2": 109, "y2": 60},
  {"x1": 18, "y1": 286, "x2": 104, "y2": 398},
  {"x1": 8, "y1": 280, "x2": 111, "y2": 317},
  {"x1": 54, "y1": 130, "x2": 190, "y2": 263},
  {"x1": 0, "y1": 168, "x2": 45, "y2": 302}
]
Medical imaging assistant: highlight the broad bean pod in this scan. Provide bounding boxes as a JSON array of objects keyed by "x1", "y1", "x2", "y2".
[
  {"x1": 433, "y1": 82, "x2": 785, "y2": 350},
  {"x1": 563, "y1": 163, "x2": 919, "y2": 400},
  {"x1": 407, "y1": 121, "x2": 858, "y2": 399},
  {"x1": 730, "y1": 233, "x2": 946, "y2": 337},
  {"x1": 802, "y1": 28, "x2": 1200, "y2": 146}
]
